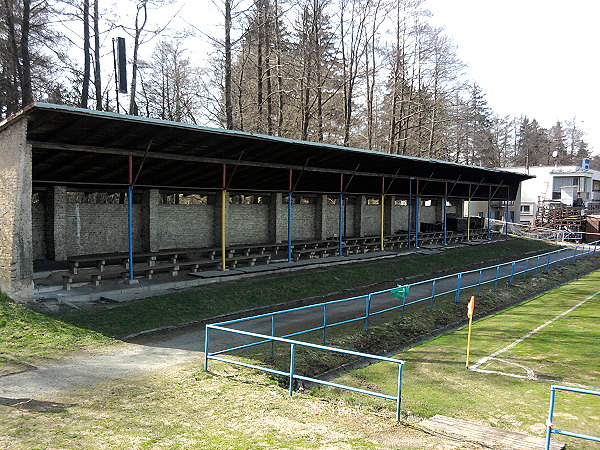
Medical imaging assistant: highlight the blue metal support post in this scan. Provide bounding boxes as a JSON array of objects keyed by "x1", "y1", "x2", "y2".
[
  {"x1": 487, "y1": 186, "x2": 491, "y2": 240},
  {"x1": 415, "y1": 180, "x2": 420, "y2": 247},
  {"x1": 339, "y1": 174, "x2": 344, "y2": 256},
  {"x1": 505, "y1": 196, "x2": 509, "y2": 236},
  {"x1": 407, "y1": 178, "x2": 412, "y2": 248},
  {"x1": 127, "y1": 155, "x2": 134, "y2": 282},
  {"x1": 443, "y1": 193, "x2": 448, "y2": 245},
  {"x1": 287, "y1": 169, "x2": 293, "y2": 262},
  {"x1": 289, "y1": 344, "x2": 296, "y2": 396}
]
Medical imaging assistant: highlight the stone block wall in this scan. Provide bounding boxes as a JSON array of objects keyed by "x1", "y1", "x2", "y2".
[
  {"x1": 228, "y1": 203, "x2": 269, "y2": 245},
  {"x1": 32, "y1": 202, "x2": 46, "y2": 260},
  {"x1": 155, "y1": 204, "x2": 215, "y2": 249},
  {"x1": 0, "y1": 119, "x2": 33, "y2": 300},
  {"x1": 29, "y1": 189, "x2": 452, "y2": 262},
  {"x1": 65, "y1": 203, "x2": 144, "y2": 256}
]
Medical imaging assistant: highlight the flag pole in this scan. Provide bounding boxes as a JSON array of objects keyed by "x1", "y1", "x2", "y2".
[{"x1": 466, "y1": 296, "x2": 475, "y2": 368}]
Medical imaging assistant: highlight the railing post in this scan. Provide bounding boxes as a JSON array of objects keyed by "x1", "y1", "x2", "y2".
[
  {"x1": 494, "y1": 266, "x2": 500, "y2": 290},
  {"x1": 524, "y1": 259, "x2": 528, "y2": 279},
  {"x1": 455, "y1": 273, "x2": 462, "y2": 302},
  {"x1": 270, "y1": 316, "x2": 275, "y2": 358},
  {"x1": 289, "y1": 344, "x2": 296, "y2": 396},
  {"x1": 572, "y1": 246, "x2": 577, "y2": 263},
  {"x1": 396, "y1": 363, "x2": 404, "y2": 422},
  {"x1": 545, "y1": 387, "x2": 557, "y2": 450},
  {"x1": 430, "y1": 279, "x2": 436, "y2": 311},
  {"x1": 594, "y1": 241, "x2": 598, "y2": 255},
  {"x1": 546, "y1": 253, "x2": 551, "y2": 273},
  {"x1": 509, "y1": 262, "x2": 516, "y2": 286},
  {"x1": 477, "y1": 269, "x2": 483, "y2": 294},
  {"x1": 322, "y1": 305, "x2": 327, "y2": 344},
  {"x1": 365, "y1": 294, "x2": 371, "y2": 330},
  {"x1": 556, "y1": 249, "x2": 561, "y2": 268},
  {"x1": 204, "y1": 326, "x2": 210, "y2": 372},
  {"x1": 536, "y1": 255, "x2": 540, "y2": 275}
]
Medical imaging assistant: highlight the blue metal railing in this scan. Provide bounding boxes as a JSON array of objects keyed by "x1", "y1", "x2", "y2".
[
  {"x1": 205, "y1": 240, "x2": 599, "y2": 419},
  {"x1": 545, "y1": 385, "x2": 600, "y2": 449},
  {"x1": 204, "y1": 325, "x2": 405, "y2": 420}
]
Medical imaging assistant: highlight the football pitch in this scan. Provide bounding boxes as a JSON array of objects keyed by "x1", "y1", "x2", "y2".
[{"x1": 326, "y1": 269, "x2": 600, "y2": 447}]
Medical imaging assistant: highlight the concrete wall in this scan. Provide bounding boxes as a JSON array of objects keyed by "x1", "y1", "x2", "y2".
[
  {"x1": 229, "y1": 203, "x2": 270, "y2": 245},
  {"x1": 65, "y1": 203, "x2": 144, "y2": 256},
  {"x1": 30, "y1": 189, "x2": 468, "y2": 263},
  {"x1": 32, "y1": 202, "x2": 46, "y2": 260},
  {"x1": 0, "y1": 119, "x2": 33, "y2": 300},
  {"x1": 155, "y1": 204, "x2": 215, "y2": 249}
]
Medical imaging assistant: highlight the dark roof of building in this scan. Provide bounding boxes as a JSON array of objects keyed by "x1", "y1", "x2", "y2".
[{"x1": 1, "y1": 103, "x2": 532, "y2": 200}]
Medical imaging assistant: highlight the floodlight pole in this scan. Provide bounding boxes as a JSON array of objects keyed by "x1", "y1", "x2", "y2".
[{"x1": 287, "y1": 169, "x2": 293, "y2": 262}]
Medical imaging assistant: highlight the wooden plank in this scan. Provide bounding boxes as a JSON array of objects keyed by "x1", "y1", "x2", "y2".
[{"x1": 419, "y1": 415, "x2": 564, "y2": 450}]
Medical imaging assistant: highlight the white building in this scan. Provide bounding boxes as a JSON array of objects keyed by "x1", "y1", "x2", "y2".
[{"x1": 469, "y1": 159, "x2": 600, "y2": 225}]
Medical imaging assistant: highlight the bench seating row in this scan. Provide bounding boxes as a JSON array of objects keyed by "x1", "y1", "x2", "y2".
[{"x1": 62, "y1": 229, "x2": 497, "y2": 290}]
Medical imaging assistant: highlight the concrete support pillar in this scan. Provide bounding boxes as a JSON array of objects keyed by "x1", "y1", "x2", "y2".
[
  {"x1": 0, "y1": 119, "x2": 33, "y2": 301},
  {"x1": 46, "y1": 185, "x2": 68, "y2": 260},
  {"x1": 315, "y1": 194, "x2": 327, "y2": 240},
  {"x1": 354, "y1": 195, "x2": 366, "y2": 237},
  {"x1": 384, "y1": 195, "x2": 396, "y2": 235},
  {"x1": 269, "y1": 192, "x2": 287, "y2": 243},
  {"x1": 142, "y1": 189, "x2": 161, "y2": 252}
]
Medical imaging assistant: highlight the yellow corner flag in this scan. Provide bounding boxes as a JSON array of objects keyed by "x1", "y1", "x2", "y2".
[{"x1": 466, "y1": 296, "x2": 475, "y2": 368}]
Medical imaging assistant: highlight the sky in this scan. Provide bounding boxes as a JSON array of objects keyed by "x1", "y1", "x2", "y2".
[
  {"x1": 108, "y1": 0, "x2": 599, "y2": 154},
  {"x1": 425, "y1": 0, "x2": 600, "y2": 154}
]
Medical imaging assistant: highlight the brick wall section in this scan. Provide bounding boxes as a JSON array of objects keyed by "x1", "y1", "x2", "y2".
[
  {"x1": 32, "y1": 202, "x2": 46, "y2": 259},
  {"x1": 65, "y1": 203, "x2": 144, "y2": 256},
  {"x1": 292, "y1": 203, "x2": 316, "y2": 241},
  {"x1": 156, "y1": 203, "x2": 215, "y2": 249},
  {"x1": 362, "y1": 204, "x2": 381, "y2": 236},
  {"x1": 0, "y1": 119, "x2": 33, "y2": 300},
  {"x1": 228, "y1": 203, "x2": 269, "y2": 244}
]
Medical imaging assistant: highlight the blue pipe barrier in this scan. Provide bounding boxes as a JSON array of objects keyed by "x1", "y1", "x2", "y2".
[
  {"x1": 545, "y1": 385, "x2": 600, "y2": 449},
  {"x1": 127, "y1": 185, "x2": 134, "y2": 281},
  {"x1": 206, "y1": 241, "x2": 600, "y2": 419},
  {"x1": 454, "y1": 273, "x2": 462, "y2": 302},
  {"x1": 206, "y1": 325, "x2": 404, "y2": 419}
]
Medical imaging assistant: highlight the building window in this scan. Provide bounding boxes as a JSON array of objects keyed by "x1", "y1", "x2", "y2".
[{"x1": 520, "y1": 205, "x2": 531, "y2": 214}]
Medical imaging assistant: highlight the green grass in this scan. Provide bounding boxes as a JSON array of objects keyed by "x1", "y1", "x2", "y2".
[
  {"x1": 50, "y1": 238, "x2": 554, "y2": 338},
  {"x1": 0, "y1": 360, "x2": 458, "y2": 449},
  {"x1": 317, "y1": 270, "x2": 600, "y2": 448},
  {"x1": 0, "y1": 292, "x2": 111, "y2": 374},
  {"x1": 0, "y1": 238, "x2": 554, "y2": 372}
]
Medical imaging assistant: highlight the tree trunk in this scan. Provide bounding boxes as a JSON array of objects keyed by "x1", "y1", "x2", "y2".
[
  {"x1": 224, "y1": 0, "x2": 233, "y2": 129},
  {"x1": 93, "y1": 0, "x2": 102, "y2": 110},
  {"x1": 81, "y1": 0, "x2": 90, "y2": 108},
  {"x1": 129, "y1": 1, "x2": 148, "y2": 115},
  {"x1": 20, "y1": 0, "x2": 33, "y2": 106}
]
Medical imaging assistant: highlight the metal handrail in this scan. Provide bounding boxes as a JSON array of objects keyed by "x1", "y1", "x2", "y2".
[{"x1": 545, "y1": 385, "x2": 600, "y2": 449}]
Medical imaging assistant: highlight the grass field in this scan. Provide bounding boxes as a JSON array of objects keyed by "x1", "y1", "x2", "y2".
[
  {"x1": 0, "y1": 238, "x2": 555, "y2": 373},
  {"x1": 318, "y1": 270, "x2": 600, "y2": 448}
]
